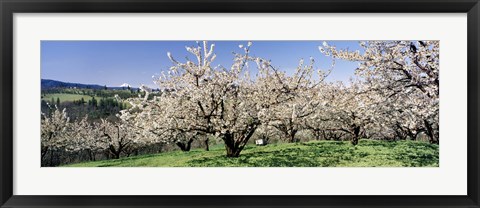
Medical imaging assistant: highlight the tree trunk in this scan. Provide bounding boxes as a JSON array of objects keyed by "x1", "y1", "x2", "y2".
[
  {"x1": 260, "y1": 134, "x2": 269, "y2": 145},
  {"x1": 204, "y1": 138, "x2": 210, "y2": 151},
  {"x1": 406, "y1": 130, "x2": 416, "y2": 141},
  {"x1": 313, "y1": 130, "x2": 322, "y2": 140},
  {"x1": 287, "y1": 130, "x2": 298, "y2": 143},
  {"x1": 49, "y1": 150, "x2": 54, "y2": 166},
  {"x1": 109, "y1": 145, "x2": 121, "y2": 159},
  {"x1": 222, "y1": 126, "x2": 257, "y2": 157},
  {"x1": 225, "y1": 146, "x2": 242, "y2": 157},
  {"x1": 186, "y1": 138, "x2": 193, "y2": 151},
  {"x1": 41, "y1": 146, "x2": 49, "y2": 160},
  {"x1": 176, "y1": 138, "x2": 194, "y2": 151},
  {"x1": 424, "y1": 119, "x2": 439, "y2": 144},
  {"x1": 223, "y1": 133, "x2": 240, "y2": 157},
  {"x1": 88, "y1": 149, "x2": 96, "y2": 161},
  {"x1": 351, "y1": 126, "x2": 361, "y2": 145},
  {"x1": 322, "y1": 130, "x2": 330, "y2": 140},
  {"x1": 176, "y1": 142, "x2": 186, "y2": 151}
]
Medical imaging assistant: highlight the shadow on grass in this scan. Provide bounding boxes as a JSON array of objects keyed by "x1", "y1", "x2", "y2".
[{"x1": 186, "y1": 140, "x2": 439, "y2": 167}]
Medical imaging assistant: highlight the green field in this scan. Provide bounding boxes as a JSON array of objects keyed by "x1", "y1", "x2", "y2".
[
  {"x1": 65, "y1": 139, "x2": 439, "y2": 167},
  {"x1": 42, "y1": 93, "x2": 103, "y2": 103}
]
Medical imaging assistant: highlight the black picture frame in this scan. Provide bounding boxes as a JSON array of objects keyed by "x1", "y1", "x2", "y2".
[{"x1": 1, "y1": 0, "x2": 479, "y2": 207}]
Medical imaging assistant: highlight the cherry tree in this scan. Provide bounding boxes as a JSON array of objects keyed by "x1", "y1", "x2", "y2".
[
  {"x1": 321, "y1": 81, "x2": 380, "y2": 144},
  {"x1": 121, "y1": 41, "x2": 333, "y2": 157},
  {"x1": 254, "y1": 124, "x2": 281, "y2": 144},
  {"x1": 66, "y1": 116, "x2": 104, "y2": 160},
  {"x1": 153, "y1": 41, "x2": 262, "y2": 157},
  {"x1": 372, "y1": 88, "x2": 438, "y2": 141},
  {"x1": 119, "y1": 90, "x2": 204, "y2": 152},
  {"x1": 264, "y1": 58, "x2": 333, "y2": 143},
  {"x1": 303, "y1": 83, "x2": 339, "y2": 141},
  {"x1": 41, "y1": 105, "x2": 72, "y2": 160},
  {"x1": 319, "y1": 41, "x2": 439, "y2": 144},
  {"x1": 267, "y1": 85, "x2": 319, "y2": 143}
]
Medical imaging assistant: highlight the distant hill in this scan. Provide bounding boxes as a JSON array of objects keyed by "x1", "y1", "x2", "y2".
[{"x1": 41, "y1": 79, "x2": 138, "y2": 90}]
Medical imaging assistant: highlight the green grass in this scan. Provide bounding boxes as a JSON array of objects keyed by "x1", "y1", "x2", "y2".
[
  {"x1": 65, "y1": 139, "x2": 439, "y2": 167},
  {"x1": 42, "y1": 93, "x2": 103, "y2": 103}
]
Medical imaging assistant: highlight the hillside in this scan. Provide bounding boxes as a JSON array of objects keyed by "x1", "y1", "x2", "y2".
[
  {"x1": 65, "y1": 139, "x2": 439, "y2": 167},
  {"x1": 41, "y1": 93, "x2": 103, "y2": 103},
  {"x1": 41, "y1": 79, "x2": 138, "y2": 90},
  {"x1": 42, "y1": 79, "x2": 106, "y2": 89}
]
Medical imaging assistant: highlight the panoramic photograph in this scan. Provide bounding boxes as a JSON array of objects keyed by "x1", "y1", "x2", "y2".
[{"x1": 41, "y1": 40, "x2": 439, "y2": 167}]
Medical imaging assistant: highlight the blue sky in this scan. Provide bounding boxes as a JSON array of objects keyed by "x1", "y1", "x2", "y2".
[{"x1": 41, "y1": 41, "x2": 363, "y2": 88}]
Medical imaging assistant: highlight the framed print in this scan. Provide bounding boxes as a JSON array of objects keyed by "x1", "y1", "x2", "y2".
[{"x1": 1, "y1": 0, "x2": 479, "y2": 207}]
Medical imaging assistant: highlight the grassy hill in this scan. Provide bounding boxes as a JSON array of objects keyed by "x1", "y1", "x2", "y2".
[
  {"x1": 42, "y1": 93, "x2": 103, "y2": 103},
  {"x1": 65, "y1": 139, "x2": 439, "y2": 167}
]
